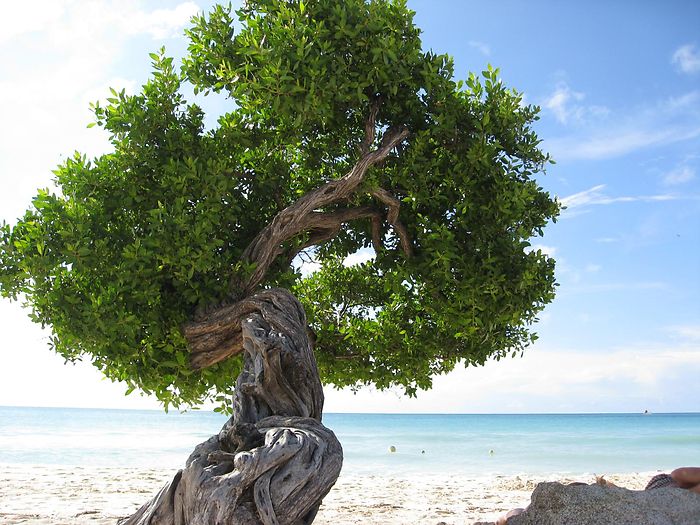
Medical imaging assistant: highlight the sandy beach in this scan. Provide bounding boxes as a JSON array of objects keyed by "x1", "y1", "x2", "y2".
[{"x1": 0, "y1": 464, "x2": 656, "y2": 524}]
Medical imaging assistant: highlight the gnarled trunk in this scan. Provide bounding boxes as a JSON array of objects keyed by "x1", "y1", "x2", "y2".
[{"x1": 120, "y1": 289, "x2": 343, "y2": 525}]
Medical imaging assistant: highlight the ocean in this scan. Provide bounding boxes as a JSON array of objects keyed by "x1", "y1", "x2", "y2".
[{"x1": 1, "y1": 407, "x2": 698, "y2": 477}]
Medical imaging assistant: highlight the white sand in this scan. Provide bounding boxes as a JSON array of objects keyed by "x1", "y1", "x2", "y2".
[{"x1": 0, "y1": 464, "x2": 657, "y2": 524}]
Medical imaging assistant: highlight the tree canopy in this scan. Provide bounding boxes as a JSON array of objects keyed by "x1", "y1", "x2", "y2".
[{"x1": 0, "y1": 0, "x2": 558, "y2": 410}]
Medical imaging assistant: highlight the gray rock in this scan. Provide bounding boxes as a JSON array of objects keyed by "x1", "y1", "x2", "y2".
[{"x1": 506, "y1": 482, "x2": 700, "y2": 525}]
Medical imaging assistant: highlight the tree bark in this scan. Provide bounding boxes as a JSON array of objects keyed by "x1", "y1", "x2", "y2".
[{"x1": 120, "y1": 288, "x2": 343, "y2": 525}]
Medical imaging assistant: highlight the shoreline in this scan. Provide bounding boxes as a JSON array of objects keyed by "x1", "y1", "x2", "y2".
[{"x1": 0, "y1": 464, "x2": 660, "y2": 525}]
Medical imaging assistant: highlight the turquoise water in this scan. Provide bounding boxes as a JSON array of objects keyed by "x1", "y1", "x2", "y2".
[{"x1": 0, "y1": 407, "x2": 698, "y2": 476}]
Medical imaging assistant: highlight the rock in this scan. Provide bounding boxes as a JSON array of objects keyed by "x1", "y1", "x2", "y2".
[{"x1": 507, "y1": 482, "x2": 700, "y2": 525}]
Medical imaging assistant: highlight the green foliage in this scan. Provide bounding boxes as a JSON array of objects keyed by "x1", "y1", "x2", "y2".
[{"x1": 0, "y1": 1, "x2": 559, "y2": 409}]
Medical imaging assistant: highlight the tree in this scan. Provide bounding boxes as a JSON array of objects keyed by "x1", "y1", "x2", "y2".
[{"x1": 0, "y1": 1, "x2": 558, "y2": 523}]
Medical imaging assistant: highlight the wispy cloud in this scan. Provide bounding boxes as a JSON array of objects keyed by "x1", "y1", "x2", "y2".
[
  {"x1": 128, "y1": 2, "x2": 201, "y2": 39},
  {"x1": 542, "y1": 82, "x2": 609, "y2": 125},
  {"x1": 666, "y1": 324, "x2": 700, "y2": 342},
  {"x1": 672, "y1": 44, "x2": 700, "y2": 74},
  {"x1": 559, "y1": 185, "x2": 606, "y2": 209},
  {"x1": 468, "y1": 40, "x2": 491, "y2": 57},
  {"x1": 559, "y1": 184, "x2": 679, "y2": 215},
  {"x1": 1, "y1": 1, "x2": 200, "y2": 45},
  {"x1": 554, "y1": 257, "x2": 603, "y2": 286},
  {"x1": 543, "y1": 83, "x2": 583, "y2": 124},
  {"x1": 546, "y1": 91, "x2": 700, "y2": 161},
  {"x1": 527, "y1": 244, "x2": 557, "y2": 257},
  {"x1": 551, "y1": 128, "x2": 700, "y2": 161},
  {"x1": 566, "y1": 281, "x2": 669, "y2": 294},
  {"x1": 662, "y1": 165, "x2": 696, "y2": 185}
]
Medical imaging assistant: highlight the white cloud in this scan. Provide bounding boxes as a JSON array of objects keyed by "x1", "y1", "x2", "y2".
[
  {"x1": 468, "y1": 40, "x2": 491, "y2": 57},
  {"x1": 566, "y1": 281, "x2": 668, "y2": 294},
  {"x1": 666, "y1": 91, "x2": 700, "y2": 110},
  {"x1": 542, "y1": 82, "x2": 609, "y2": 125},
  {"x1": 0, "y1": 1, "x2": 67, "y2": 44},
  {"x1": 297, "y1": 258, "x2": 321, "y2": 277},
  {"x1": 559, "y1": 184, "x2": 683, "y2": 217},
  {"x1": 0, "y1": 1, "x2": 200, "y2": 222},
  {"x1": 81, "y1": 77, "x2": 139, "y2": 109},
  {"x1": 559, "y1": 184, "x2": 606, "y2": 209},
  {"x1": 1, "y1": 1, "x2": 200, "y2": 45},
  {"x1": 7, "y1": 280, "x2": 696, "y2": 413},
  {"x1": 344, "y1": 248, "x2": 375, "y2": 267},
  {"x1": 545, "y1": 91, "x2": 572, "y2": 124},
  {"x1": 666, "y1": 324, "x2": 700, "y2": 342},
  {"x1": 550, "y1": 127, "x2": 700, "y2": 161},
  {"x1": 672, "y1": 44, "x2": 700, "y2": 74},
  {"x1": 127, "y1": 2, "x2": 201, "y2": 39},
  {"x1": 546, "y1": 91, "x2": 700, "y2": 160},
  {"x1": 554, "y1": 250, "x2": 661, "y2": 291},
  {"x1": 0, "y1": 300, "x2": 162, "y2": 410},
  {"x1": 295, "y1": 248, "x2": 376, "y2": 277},
  {"x1": 662, "y1": 165, "x2": 695, "y2": 185},
  {"x1": 324, "y1": 343, "x2": 700, "y2": 414},
  {"x1": 0, "y1": 1, "x2": 208, "y2": 410},
  {"x1": 543, "y1": 83, "x2": 583, "y2": 124},
  {"x1": 528, "y1": 244, "x2": 557, "y2": 257}
]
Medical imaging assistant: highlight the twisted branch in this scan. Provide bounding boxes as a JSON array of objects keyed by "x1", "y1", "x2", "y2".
[
  {"x1": 370, "y1": 188, "x2": 414, "y2": 257},
  {"x1": 359, "y1": 97, "x2": 381, "y2": 155},
  {"x1": 284, "y1": 207, "x2": 384, "y2": 265},
  {"x1": 232, "y1": 124, "x2": 409, "y2": 298},
  {"x1": 185, "y1": 290, "x2": 283, "y2": 370}
]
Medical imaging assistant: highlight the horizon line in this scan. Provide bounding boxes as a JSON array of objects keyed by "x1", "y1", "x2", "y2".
[{"x1": 1, "y1": 405, "x2": 698, "y2": 416}]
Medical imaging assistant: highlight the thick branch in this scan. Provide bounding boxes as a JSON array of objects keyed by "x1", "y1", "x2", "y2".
[
  {"x1": 370, "y1": 187, "x2": 414, "y2": 257},
  {"x1": 370, "y1": 215, "x2": 383, "y2": 253},
  {"x1": 284, "y1": 206, "x2": 383, "y2": 265},
  {"x1": 233, "y1": 125, "x2": 409, "y2": 297},
  {"x1": 185, "y1": 290, "x2": 283, "y2": 370},
  {"x1": 359, "y1": 98, "x2": 382, "y2": 155}
]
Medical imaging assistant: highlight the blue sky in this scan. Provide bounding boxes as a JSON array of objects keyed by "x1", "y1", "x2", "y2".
[
  {"x1": 413, "y1": 0, "x2": 700, "y2": 344},
  {"x1": 0, "y1": 1, "x2": 698, "y2": 413}
]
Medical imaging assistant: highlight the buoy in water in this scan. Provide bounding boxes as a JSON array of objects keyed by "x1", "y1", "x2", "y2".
[{"x1": 389, "y1": 445, "x2": 396, "y2": 453}]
